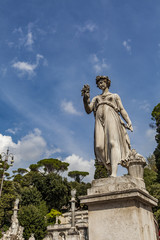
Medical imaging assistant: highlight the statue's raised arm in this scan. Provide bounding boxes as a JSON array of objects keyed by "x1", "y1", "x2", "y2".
[
  {"x1": 81, "y1": 76, "x2": 133, "y2": 177},
  {"x1": 81, "y1": 84, "x2": 92, "y2": 114}
]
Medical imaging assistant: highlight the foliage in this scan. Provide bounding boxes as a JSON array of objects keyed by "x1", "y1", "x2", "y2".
[
  {"x1": 0, "y1": 156, "x2": 92, "y2": 238},
  {"x1": 151, "y1": 103, "x2": 160, "y2": 180},
  {"x1": 32, "y1": 173, "x2": 71, "y2": 211},
  {"x1": 46, "y1": 209, "x2": 62, "y2": 225},
  {"x1": 29, "y1": 164, "x2": 40, "y2": 172},
  {"x1": 12, "y1": 168, "x2": 28, "y2": 175},
  {"x1": 94, "y1": 159, "x2": 108, "y2": 179},
  {"x1": 37, "y1": 158, "x2": 69, "y2": 174},
  {"x1": 13, "y1": 174, "x2": 24, "y2": 185},
  {"x1": 20, "y1": 186, "x2": 43, "y2": 207},
  {"x1": 144, "y1": 159, "x2": 160, "y2": 227},
  {"x1": 146, "y1": 154, "x2": 157, "y2": 172},
  {"x1": 0, "y1": 181, "x2": 16, "y2": 231},
  {"x1": 0, "y1": 160, "x2": 10, "y2": 179},
  {"x1": 18, "y1": 204, "x2": 47, "y2": 240},
  {"x1": 68, "y1": 171, "x2": 89, "y2": 183},
  {"x1": 154, "y1": 209, "x2": 160, "y2": 228}
]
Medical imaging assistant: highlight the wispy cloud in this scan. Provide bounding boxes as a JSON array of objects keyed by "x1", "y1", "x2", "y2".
[
  {"x1": 12, "y1": 54, "x2": 44, "y2": 77},
  {"x1": 132, "y1": 99, "x2": 151, "y2": 113},
  {"x1": 139, "y1": 100, "x2": 151, "y2": 112},
  {"x1": 123, "y1": 39, "x2": 131, "y2": 54},
  {"x1": 0, "y1": 66, "x2": 7, "y2": 77},
  {"x1": 25, "y1": 31, "x2": 34, "y2": 50},
  {"x1": 75, "y1": 22, "x2": 97, "y2": 36},
  {"x1": 12, "y1": 24, "x2": 34, "y2": 51},
  {"x1": 146, "y1": 128, "x2": 156, "y2": 142},
  {"x1": 6, "y1": 127, "x2": 19, "y2": 135},
  {"x1": 90, "y1": 54, "x2": 110, "y2": 73},
  {"x1": 61, "y1": 100, "x2": 81, "y2": 115},
  {"x1": 11, "y1": 23, "x2": 56, "y2": 51}
]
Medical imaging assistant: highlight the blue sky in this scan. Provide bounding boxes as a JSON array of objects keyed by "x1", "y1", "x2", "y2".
[{"x1": 0, "y1": 0, "x2": 160, "y2": 181}]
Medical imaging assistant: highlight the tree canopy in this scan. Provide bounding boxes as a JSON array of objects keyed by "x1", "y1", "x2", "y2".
[
  {"x1": 68, "y1": 171, "x2": 89, "y2": 183},
  {"x1": 0, "y1": 157, "x2": 91, "y2": 239},
  {"x1": 37, "y1": 158, "x2": 69, "y2": 174},
  {"x1": 151, "y1": 103, "x2": 160, "y2": 180}
]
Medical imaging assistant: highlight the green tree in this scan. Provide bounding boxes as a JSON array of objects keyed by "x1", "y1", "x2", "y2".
[
  {"x1": 20, "y1": 186, "x2": 43, "y2": 207},
  {"x1": 94, "y1": 159, "x2": 109, "y2": 179},
  {"x1": 146, "y1": 154, "x2": 157, "y2": 172},
  {"x1": 13, "y1": 168, "x2": 28, "y2": 175},
  {"x1": 46, "y1": 209, "x2": 62, "y2": 225},
  {"x1": 144, "y1": 155, "x2": 160, "y2": 228},
  {"x1": 37, "y1": 158, "x2": 69, "y2": 174},
  {"x1": 18, "y1": 204, "x2": 46, "y2": 240},
  {"x1": 151, "y1": 103, "x2": 160, "y2": 180},
  {"x1": 29, "y1": 164, "x2": 41, "y2": 172},
  {"x1": 0, "y1": 181, "x2": 16, "y2": 232},
  {"x1": 0, "y1": 159, "x2": 10, "y2": 179},
  {"x1": 68, "y1": 171, "x2": 89, "y2": 183},
  {"x1": 32, "y1": 173, "x2": 71, "y2": 211}
]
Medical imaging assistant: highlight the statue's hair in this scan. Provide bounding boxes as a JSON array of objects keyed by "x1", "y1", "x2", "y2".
[{"x1": 96, "y1": 76, "x2": 111, "y2": 89}]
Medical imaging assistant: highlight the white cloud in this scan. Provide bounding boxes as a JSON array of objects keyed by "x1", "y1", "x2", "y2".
[
  {"x1": 0, "y1": 128, "x2": 60, "y2": 166},
  {"x1": 90, "y1": 54, "x2": 110, "y2": 73},
  {"x1": 12, "y1": 54, "x2": 44, "y2": 77},
  {"x1": 61, "y1": 100, "x2": 81, "y2": 115},
  {"x1": 146, "y1": 128, "x2": 156, "y2": 142},
  {"x1": 45, "y1": 148, "x2": 61, "y2": 158},
  {"x1": 123, "y1": 39, "x2": 131, "y2": 54},
  {"x1": 64, "y1": 154, "x2": 95, "y2": 182}
]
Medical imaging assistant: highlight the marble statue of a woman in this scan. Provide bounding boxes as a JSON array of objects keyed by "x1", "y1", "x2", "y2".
[{"x1": 81, "y1": 76, "x2": 133, "y2": 177}]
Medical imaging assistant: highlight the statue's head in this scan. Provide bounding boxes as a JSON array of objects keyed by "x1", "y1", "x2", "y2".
[{"x1": 96, "y1": 76, "x2": 111, "y2": 89}]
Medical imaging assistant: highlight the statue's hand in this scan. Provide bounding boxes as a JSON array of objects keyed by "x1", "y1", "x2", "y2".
[
  {"x1": 127, "y1": 123, "x2": 133, "y2": 132},
  {"x1": 81, "y1": 84, "x2": 90, "y2": 99}
]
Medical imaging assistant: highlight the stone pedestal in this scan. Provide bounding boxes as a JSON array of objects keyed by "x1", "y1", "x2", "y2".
[
  {"x1": 80, "y1": 176, "x2": 158, "y2": 240},
  {"x1": 67, "y1": 235, "x2": 80, "y2": 240}
]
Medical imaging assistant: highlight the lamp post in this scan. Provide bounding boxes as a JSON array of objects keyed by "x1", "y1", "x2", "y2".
[
  {"x1": 68, "y1": 189, "x2": 79, "y2": 235},
  {"x1": 0, "y1": 149, "x2": 14, "y2": 198}
]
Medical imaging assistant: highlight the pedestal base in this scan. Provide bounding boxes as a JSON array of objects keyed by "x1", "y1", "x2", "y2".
[{"x1": 80, "y1": 176, "x2": 158, "y2": 240}]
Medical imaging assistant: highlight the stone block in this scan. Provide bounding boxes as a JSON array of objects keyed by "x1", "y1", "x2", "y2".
[{"x1": 80, "y1": 176, "x2": 158, "y2": 240}]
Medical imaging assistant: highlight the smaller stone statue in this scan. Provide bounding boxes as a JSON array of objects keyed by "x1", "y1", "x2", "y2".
[
  {"x1": 28, "y1": 233, "x2": 35, "y2": 240},
  {"x1": 0, "y1": 198, "x2": 24, "y2": 240}
]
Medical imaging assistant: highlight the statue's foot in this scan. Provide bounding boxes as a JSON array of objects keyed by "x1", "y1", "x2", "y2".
[{"x1": 110, "y1": 174, "x2": 117, "y2": 178}]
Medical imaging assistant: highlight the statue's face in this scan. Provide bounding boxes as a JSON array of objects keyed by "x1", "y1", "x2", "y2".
[{"x1": 97, "y1": 80, "x2": 107, "y2": 90}]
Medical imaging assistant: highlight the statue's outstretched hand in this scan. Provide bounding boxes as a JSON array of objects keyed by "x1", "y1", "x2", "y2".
[
  {"x1": 127, "y1": 123, "x2": 133, "y2": 132},
  {"x1": 81, "y1": 84, "x2": 90, "y2": 99}
]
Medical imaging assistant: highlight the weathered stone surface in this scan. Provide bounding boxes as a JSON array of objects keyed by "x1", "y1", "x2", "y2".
[
  {"x1": 44, "y1": 211, "x2": 88, "y2": 240},
  {"x1": 0, "y1": 199, "x2": 24, "y2": 240},
  {"x1": 67, "y1": 235, "x2": 80, "y2": 240},
  {"x1": 80, "y1": 176, "x2": 158, "y2": 240},
  {"x1": 81, "y1": 76, "x2": 133, "y2": 177},
  {"x1": 87, "y1": 175, "x2": 146, "y2": 194}
]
